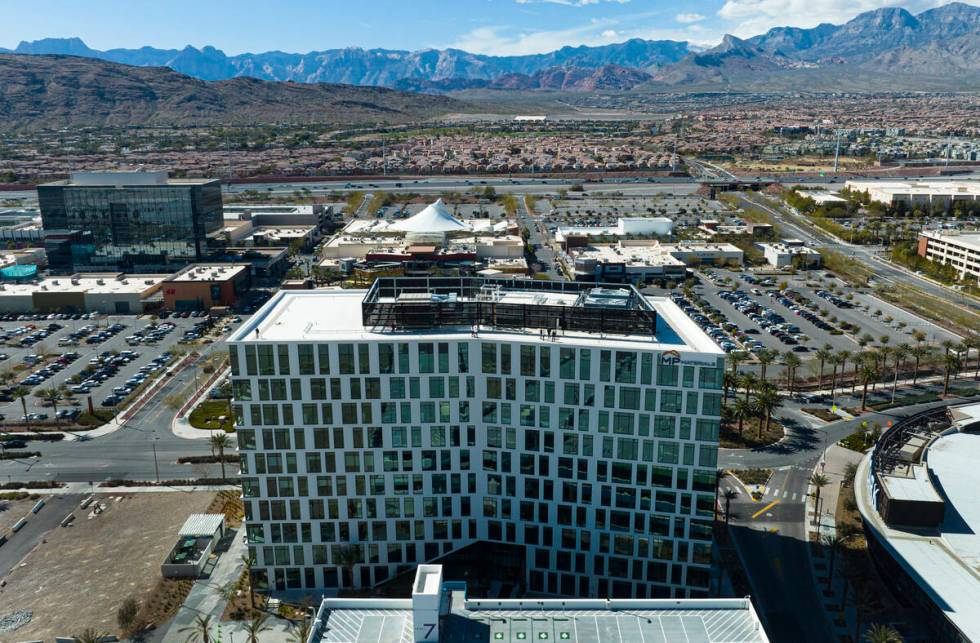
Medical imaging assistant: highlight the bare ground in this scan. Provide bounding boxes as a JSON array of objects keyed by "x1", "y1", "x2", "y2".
[{"x1": 0, "y1": 491, "x2": 215, "y2": 640}]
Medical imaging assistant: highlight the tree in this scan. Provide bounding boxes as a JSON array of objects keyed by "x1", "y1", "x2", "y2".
[
  {"x1": 289, "y1": 620, "x2": 313, "y2": 643},
  {"x1": 815, "y1": 347, "x2": 833, "y2": 388},
  {"x1": 72, "y1": 628, "x2": 108, "y2": 643},
  {"x1": 243, "y1": 615, "x2": 272, "y2": 643},
  {"x1": 723, "y1": 488, "x2": 738, "y2": 525},
  {"x1": 810, "y1": 473, "x2": 830, "y2": 526},
  {"x1": 783, "y1": 351, "x2": 802, "y2": 394},
  {"x1": 863, "y1": 623, "x2": 903, "y2": 643},
  {"x1": 12, "y1": 385, "x2": 32, "y2": 430},
  {"x1": 723, "y1": 371, "x2": 737, "y2": 404},
  {"x1": 36, "y1": 387, "x2": 64, "y2": 423},
  {"x1": 242, "y1": 553, "x2": 257, "y2": 613},
  {"x1": 757, "y1": 349, "x2": 776, "y2": 385},
  {"x1": 910, "y1": 344, "x2": 929, "y2": 386},
  {"x1": 860, "y1": 362, "x2": 877, "y2": 410},
  {"x1": 335, "y1": 543, "x2": 362, "y2": 589},
  {"x1": 116, "y1": 597, "x2": 141, "y2": 636},
  {"x1": 828, "y1": 353, "x2": 843, "y2": 399},
  {"x1": 891, "y1": 344, "x2": 910, "y2": 402},
  {"x1": 822, "y1": 533, "x2": 846, "y2": 582},
  {"x1": 942, "y1": 352, "x2": 961, "y2": 397},
  {"x1": 211, "y1": 432, "x2": 231, "y2": 480},
  {"x1": 755, "y1": 385, "x2": 781, "y2": 439},
  {"x1": 732, "y1": 398, "x2": 752, "y2": 437},
  {"x1": 727, "y1": 351, "x2": 743, "y2": 376},
  {"x1": 178, "y1": 614, "x2": 212, "y2": 643},
  {"x1": 740, "y1": 372, "x2": 758, "y2": 404}
]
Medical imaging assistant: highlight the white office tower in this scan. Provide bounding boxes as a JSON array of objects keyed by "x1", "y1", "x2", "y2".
[{"x1": 228, "y1": 277, "x2": 724, "y2": 598}]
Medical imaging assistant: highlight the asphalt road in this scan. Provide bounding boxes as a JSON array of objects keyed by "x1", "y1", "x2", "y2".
[
  {"x1": 0, "y1": 355, "x2": 222, "y2": 485},
  {"x1": 0, "y1": 493, "x2": 81, "y2": 579}
]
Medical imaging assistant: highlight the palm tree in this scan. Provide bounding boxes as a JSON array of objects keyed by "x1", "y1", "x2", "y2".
[
  {"x1": 891, "y1": 344, "x2": 910, "y2": 402},
  {"x1": 732, "y1": 398, "x2": 752, "y2": 437},
  {"x1": 783, "y1": 351, "x2": 801, "y2": 394},
  {"x1": 822, "y1": 533, "x2": 846, "y2": 581},
  {"x1": 968, "y1": 335, "x2": 980, "y2": 380},
  {"x1": 178, "y1": 614, "x2": 212, "y2": 643},
  {"x1": 942, "y1": 352, "x2": 961, "y2": 397},
  {"x1": 910, "y1": 344, "x2": 929, "y2": 385},
  {"x1": 875, "y1": 347, "x2": 892, "y2": 392},
  {"x1": 723, "y1": 371, "x2": 737, "y2": 404},
  {"x1": 828, "y1": 353, "x2": 843, "y2": 399},
  {"x1": 12, "y1": 385, "x2": 32, "y2": 431},
  {"x1": 814, "y1": 347, "x2": 833, "y2": 388},
  {"x1": 941, "y1": 338, "x2": 955, "y2": 356},
  {"x1": 242, "y1": 553, "x2": 257, "y2": 612},
  {"x1": 755, "y1": 385, "x2": 781, "y2": 439},
  {"x1": 860, "y1": 362, "x2": 877, "y2": 410},
  {"x1": 335, "y1": 543, "x2": 361, "y2": 589},
  {"x1": 757, "y1": 349, "x2": 776, "y2": 385},
  {"x1": 863, "y1": 623, "x2": 903, "y2": 643},
  {"x1": 243, "y1": 614, "x2": 272, "y2": 643},
  {"x1": 810, "y1": 472, "x2": 830, "y2": 526},
  {"x1": 289, "y1": 620, "x2": 313, "y2": 643},
  {"x1": 740, "y1": 372, "x2": 758, "y2": 404},
  {"x1": 723, "y1": 488, "x2": 738, "y2": 525},
  {"x1": 210, "y1": 432, "x2": 230, "y2": 480},
  {"x1": 36, "y1": 387, "x2": 64, "y2": 423},
  {"x1": 727, "y1": 351, "x2": 743, "y2": 376},
  {"x1": 72, "y1": 628, "x2": 108, "y2": 643}
]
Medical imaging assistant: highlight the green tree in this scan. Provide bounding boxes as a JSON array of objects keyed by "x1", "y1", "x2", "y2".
[
  {"x1": 757, "y1": 349, "x2": 776, "y2": 385},
  {"x1": 783, "y1": 351, "x2": 802, "y2": 394},
  {"x1": 910, "y1": 344, "x2": 929, "y2": 385},
  {"x1": 116, "y1": 597, "x2": 141, "y2": 636},
  {"x1": 36, "y1": 387, "x2": 64, "y2": 423},
  {"x1": 210, "y1": 432, "x2": 231, "y2": 480},
  {"x1": 809, "y1": 473, "x2": 830, "y2": 526},
  {"x1": 178, "y1": 614, "x2": 212, "y2": 643},
  {"x1": 740, "y1": 372, "x2": 758, "y2": 404},
  {"x1": 755, "y1": 385, "x2": 781, "y2": 439},
  {"x1": 12, "y1": 385, "x2": 32, "y2": 430},
  {"x1": 723, "y1": 488, "x2": 738, "y2": 525},
  {"x1": 864, "y1": 623, "x2": 903, "y2": 643},
  {"x1": 942, "y1": 352, "x2": 962, "y2": 397},
  {"x1": 732, "y1": 398, "x2": 752, "y2": 438},
  {"x1": 891, "y1": 343, "x2": 910, "y2": 402},
  {"x1": 244, "y1": 615, "x2": 272, "y2": 643},
  {"x1": 814, "y1": 347, "x2": 833, "y2": 388}
]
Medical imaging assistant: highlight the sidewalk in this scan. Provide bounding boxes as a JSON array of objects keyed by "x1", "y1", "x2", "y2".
[
  {"x1": 171, "y1": 366, "x2": 231, "y2": 440},
  {"x1": 161, "y1": 527, "x2": 297, "y2": 643},
  {"x1": 804, "y1": 444, "x2": 865, "y2": 641}
]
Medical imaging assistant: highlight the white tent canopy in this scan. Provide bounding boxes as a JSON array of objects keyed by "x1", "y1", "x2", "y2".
[{"x1": 391, "y1": 199, "x2": 472, "y2": 233}]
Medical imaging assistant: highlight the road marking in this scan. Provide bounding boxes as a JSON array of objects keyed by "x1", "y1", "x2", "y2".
[
  {"x1": 752, "y1": 499, "x2": 780, "y2": 519},
  {"x1": 763, "y1": 486, "x2": 770, "y2": 495},
  {"x1": 771, "y1": 488, "x2": 780, "y2": 497},
  {"x1": 791, "y1": 492, "x2": 798, "y2": 501}
]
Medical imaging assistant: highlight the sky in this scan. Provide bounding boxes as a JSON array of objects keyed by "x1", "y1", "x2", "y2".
[{"x1": 0, "y1": 0, "x2": 973, "y2": 56}]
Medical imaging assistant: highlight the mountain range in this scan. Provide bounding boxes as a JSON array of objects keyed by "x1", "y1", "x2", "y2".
[
  {"x1": 0, "y1": 54, "x2": 468, "y2": 130},
  {"x1": 2, "y1": 3, "x2": 978, "y2": 90}
]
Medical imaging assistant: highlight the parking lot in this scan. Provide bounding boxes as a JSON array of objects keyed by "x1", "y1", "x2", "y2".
[
  {"x1": 0, "y1": 311, "x2": 237, "y2": 425},
  {"x1": 664, "y1": 267, "x2": 962, "y2": 363}
]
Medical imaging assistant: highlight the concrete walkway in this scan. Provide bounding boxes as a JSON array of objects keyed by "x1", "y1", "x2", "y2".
[
  {"x1": 804, "y1": 444, "x2": 865, "y2": 641},
  {"x1": 159, "y1": 526, "x2": 302, "y2": 643}
]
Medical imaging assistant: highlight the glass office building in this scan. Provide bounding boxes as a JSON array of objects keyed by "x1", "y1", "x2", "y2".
[{"x1": 38, "y1": 171, "x2": 223, "y2": 273}]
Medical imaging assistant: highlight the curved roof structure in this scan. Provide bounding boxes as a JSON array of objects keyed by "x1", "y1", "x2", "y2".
[{"x1": 390, "y1": 199, "x2": 471, "y2": 234}]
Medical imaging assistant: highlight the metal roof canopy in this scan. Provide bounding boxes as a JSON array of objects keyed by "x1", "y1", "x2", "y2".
[{"x1": 177, "y1": 513, "x2": 225, "y2": 537}]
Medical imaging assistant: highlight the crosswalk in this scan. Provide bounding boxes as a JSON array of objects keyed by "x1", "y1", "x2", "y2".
[{"x1": 762, "y1": 487, "x2": 799, "y2": 501}]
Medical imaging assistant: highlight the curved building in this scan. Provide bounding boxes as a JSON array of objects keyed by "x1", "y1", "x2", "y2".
[{"x1": 855, "y1": 402, "x2": 980, "y2": 642}]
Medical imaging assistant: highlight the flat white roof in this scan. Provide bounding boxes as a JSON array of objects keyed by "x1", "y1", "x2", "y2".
[
  {"x1": 859, "y1": 416, "x2": 980, "y2": 641},
  {"x1": 178, "y1": 513, "x2": 225, "y2": 536},
  {"x1": 880, "y1": 464, "x2": 943, "y2": 503},
  {"x1": 0, "y1": 274, "x2": 167, "y2": 296},
  {"x1": 922, "y1": 230, "x2": 980, "y2": 251},
  {"x1": 229, "y1": 289, "x2": 723, "y2": 356},
  {"x1": 167, "y1": 264, "x2": 249, "y2": 282}
]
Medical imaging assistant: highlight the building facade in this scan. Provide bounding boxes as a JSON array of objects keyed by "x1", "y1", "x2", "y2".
[
  {"x1": 917, "y1": 230, "x2": 980, "y2": 283},
  {"x1": 229, "y1": 278, "x2": 724, "y2": 599},
  {"x1": 38, "y1": 171, "x2": 223, "y2": 273},
  {"x1": 162, "y1": 264, "x2": 251, "y2": 311}
]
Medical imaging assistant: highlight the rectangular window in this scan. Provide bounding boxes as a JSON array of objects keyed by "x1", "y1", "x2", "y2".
[
  {"x1": 298, "y1": 345, "x2": 314, "y2": 375},
  {"x1": 699, "y1": 367, "x2": 723, "y2": 390},
  {"x1": 379, "y1": 344, "x2": 394, "y2": 374},
  {"x1": 579, "y1": 349, "x2": 591, "y2": 380},
  {"x1": 660, "y1": 390, "x2": 682, "y2": 413},
  {"x1": 559, "y1": 348, "x2": 575, "y2": 379},
  {"x1": 438, "y1": 343, "x2": 450, "y2": 374},
  {"x1": 619, "y1": 387, "x2": 640, "y2": 410},
  {"x1": 599, "y1": 350, "x2": 611, "y2": 382},
  {"x1": 338, "y1": 344, "x2": 355, "y2": 374},
  {"x1": 641, "y1": 353, "x2": 653, "y2": 385},
  {"x1": 500, "y1": 344, "x2": 511, "y2": 375},
  {"x1": 482, "y1": 344, "x2": 497, "y2": 374},
  {"x1": 277, "y1": 345, "x2": 290, "y2": 375},
  {"x1": 657, "y1": 362, "x2": 678, "y2": 387},
  {"x1": 539, "y1": 347, "x2": 551, "y2": 378},
  {"x1": 357, "y1": 344, "x2": 371, "y2": 374},
  {"x1": 520, "y1": 345, "x2": 535, "y2": 377},
  {"x1": 317, "y1": 344, "x2": 330, "y2": 374},
  {"x1": 457, "y1": 343, "x2": 469, "y2": 373},
  {"x1": 419, "y1": 343, "x2": 434, "y2": 374},
  {"x1": 615, "y1": 351, "x2": 636, "y2": 384},
  {"x1": 257, "y1": 345, "x2": 275, "y2": 375}
]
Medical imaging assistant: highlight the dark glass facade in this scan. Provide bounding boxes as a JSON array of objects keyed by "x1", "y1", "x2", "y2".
[{"x1": 39, "y1": 180, "x2": 223, "y2": 273}]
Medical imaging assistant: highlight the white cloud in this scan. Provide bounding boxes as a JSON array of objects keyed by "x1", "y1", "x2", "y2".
[
  {"x1": 675, "y1": 12, "x2": 706, "y2": 23},
  {"x1": 601, "y1": 29, "x2": 619, "y2": 37},
  {"x1": 717, "y1": 0, "x2": 980, "y2": 37}
]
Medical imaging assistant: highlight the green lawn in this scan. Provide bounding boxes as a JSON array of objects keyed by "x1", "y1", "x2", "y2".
[{"x1": 188, "y1": 399, "x2": 233, "y2": 431}]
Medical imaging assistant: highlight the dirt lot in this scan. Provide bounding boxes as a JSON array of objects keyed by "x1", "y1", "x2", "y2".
[
  {"x1": 0, "y1": 491, "x2": 215, "y2": 640},
  {"x1": 0, "y1": 495, "x2": 36, "y2": 533}
]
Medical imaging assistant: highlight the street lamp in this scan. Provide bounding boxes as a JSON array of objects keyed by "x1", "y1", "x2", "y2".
[{"x1": 152, "y1": 435, "x2": 160, "y2": 484}]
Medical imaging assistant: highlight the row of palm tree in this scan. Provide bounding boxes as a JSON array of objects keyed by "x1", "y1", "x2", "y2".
[
  {"x1": 175, "y1": 612, "x2": 312, "y2": 643},
  {"x1": 727, "y1": 372, "x2": 783, "y2": 440}
]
